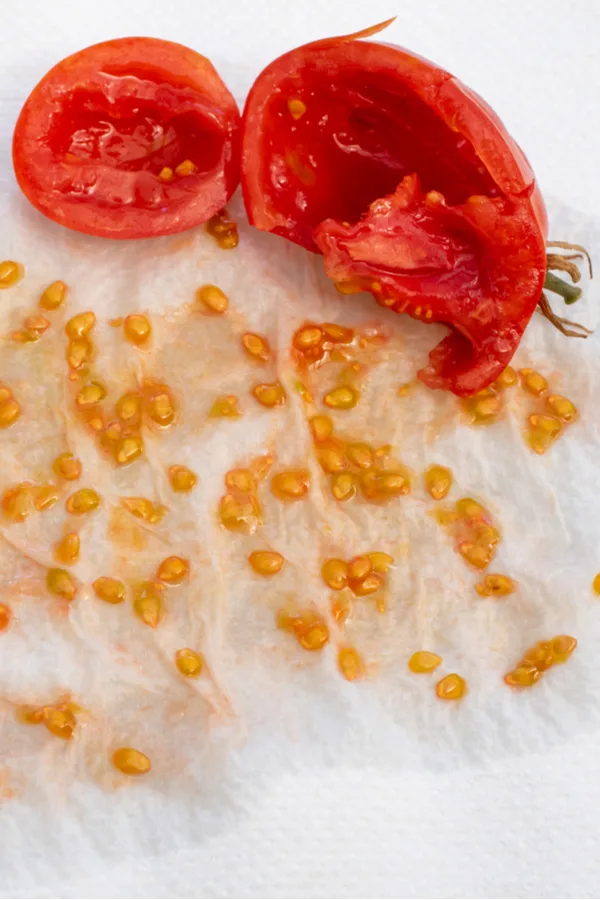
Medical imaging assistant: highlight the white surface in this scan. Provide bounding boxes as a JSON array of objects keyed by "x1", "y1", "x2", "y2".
[{"x1": 1, "y1": 1, "x2": 600, "y2": 898}]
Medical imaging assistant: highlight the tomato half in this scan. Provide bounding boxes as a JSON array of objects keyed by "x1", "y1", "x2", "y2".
[
  {"x1": 241, "y1": 22, "x2": 548, "y2": 396},
  {"x1": 13, "y1": 37, "x2": 240, "y2": 239}
]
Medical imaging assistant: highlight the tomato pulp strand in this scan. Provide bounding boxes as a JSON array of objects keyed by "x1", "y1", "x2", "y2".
[
  {"x1": 241, "y1": 25, "x2": 547, "y2": 396},
  {"x1": 13, "y1": 38, "x2": 241, "y2": 239}
]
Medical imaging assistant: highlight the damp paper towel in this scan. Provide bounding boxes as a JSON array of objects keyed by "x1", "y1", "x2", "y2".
[{"x1": 0, "y1": 176, "x2": 599, "y2": 895}]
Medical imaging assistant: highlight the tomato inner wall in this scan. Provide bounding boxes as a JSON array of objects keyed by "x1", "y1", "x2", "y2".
[
  {"x1": 47, "y1": 86, "x2": 224, "y2": 176},
  {"x1": 262, "y1": 69, "x2": 500, "y2": 232}
]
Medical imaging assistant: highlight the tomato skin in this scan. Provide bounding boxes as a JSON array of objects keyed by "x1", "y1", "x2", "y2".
[
  {"x1": 13, "y1": 38, "x2": 241, "y2": 239},
  {"x1": 241, "y1": 29, "x2": 548, "y2": 396}
]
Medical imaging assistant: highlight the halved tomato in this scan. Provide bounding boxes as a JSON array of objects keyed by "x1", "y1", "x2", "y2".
[
  {"x1": 13, "y1": 37, "x2": 240, "y2": 239},
  {"x1": 241, "y1": 22, "x2": 548, "y2": 396}
]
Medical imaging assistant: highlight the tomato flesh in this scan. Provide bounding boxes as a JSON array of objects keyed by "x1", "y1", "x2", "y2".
[
  {"x1": 256, "y1": 68, "x2": 499, "y2": 252},
  {"x1": 242, "y1": 30, "x2": 548, "y2": 396},
  {"x1": 13, "y1": 38, "x2": 241, "y2": 239}
]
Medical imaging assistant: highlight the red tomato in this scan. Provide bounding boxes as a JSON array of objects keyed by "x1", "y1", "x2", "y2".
[
  {"x1": 13, "y1": 38, "x2": 240, "y2": 240},
  {"x1": 241, "y1": 22, "x2": 548, "y2": 396}
]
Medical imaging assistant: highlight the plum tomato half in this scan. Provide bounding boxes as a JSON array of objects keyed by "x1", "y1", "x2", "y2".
[
  {"x1": 13, "y1": 37, "x2": 241, "y2": 239},
  {"x1": 241, "y1": 21, "x2": 548, "y2": 396}
]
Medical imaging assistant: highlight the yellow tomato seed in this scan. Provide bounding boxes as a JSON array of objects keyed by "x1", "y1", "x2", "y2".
[
  {"x1": 346, "y1": 442, "x2": 374, "y2": 469},
  {"x1": 475, "y1": 573, "x2": 515, "y2": 597},
  {"x1": 209, "y1": 395, "x2": 241, "y2": 418},
  {"x1": 546, "y1": 394, "x2": 578, "y2": 423},
  {"x1": 321, "y1": 558, "x2": 348, "y2": 591},
  {"x1": 367, "y1": 551, "x2": 394, "y2": 574},
  {"x1": 529, "y1": 414, "x2": 561, "y2": 437},
  {"x1": 521, "y1": 641, "x2": 553, "y2": 672},
  {"x1": 242, "y1": 332, "x2": 270, "y2": 362},
  {"x1": 436, "y1": 673, "x2": 466, "y2": 700},
  {"x1": 112, "y1": 747, "x2": 151, "y2": 776},
  {"x1": 93, "y1": 576, "x2": 126, "y2": 604},
  {"x1": 549, "y1": 634, "x2": 577, "y2": 664},
  {"x1": 34, "y1": 484, "x2": 59, "y2": 512},
  {"x1": 493, "y1": 366, "x2": 518, "y2": 389},
  {"x1": 424, "y1": 464, "x2": 453, "y2": 501},
  {"x1": 520, "y1": 368, "x2": 548, "y2": 396},
  {"x1": 156, "y1": 556, "x2": 189, "y2": 585},
  {"x1": 115, "y1": 434, "x2": 144, "y2": 466},
  {"x1": 39, "y1": 280, "x2": 67, "y2": 310},
  {"x1": 22, "y1": 315, "x2": 50, "y2": 340},
  {"x1": 124, "y1": 314, "x2": 151, "y2": 346},
  {"x1": 331, "y1": 593, "x2": 352, "y2": 626},
  {"x1": 352, "y1": 573, "x2": 382, "y2": 597},
  {"x1": 175, "y1": 159, "x2": 196, "y2": 176},
  {"x1": 219, "y1": 492, "x2": 262, "y2": 534},
  {"x1": 116, "y1": 392, "x2": 142, "y2": 424},
  {"x1": 324, "y1": 385, "x2": 359, "y2": 410},
  {"x1": 408, "y1": 651, "x2": 442, "y2": 674},
  {"x1": 462, "y1": 390, "x2": 502, "y2": 425},
  {"x1": 133, "y1": 582, "x2": 163, "y2": 627},
  {"x1": 0, "y1": 260, "x2": 23, "y2": 288},
  {"x1": 309, "y1": 414, "x2": 333, "y2": 442},
  {"x1": 287, "y1": 97, "x2": 307, "y2": 119},
  {"x1": 376, "y1": 471, "x2": 411, "y2": 497},
  {"x1": 1, "y1": 483, "x2": 33, "y2": 522},
  {"x1": 54, "y1": 532, "x2": 80, "y2": 566},
  {"x1": 322, "y1": 322, "x2": 354, "y2": 344},
  {"x1": 252, "y1": 382, "x2": 286, "y2": 408},
  {"x1": 347, "y1": 555, "x2": 372, "y2": 584},
  {"x1": 76, "y1": 381, "x2": 106, "y2": 408},
  {"x1": 225, "y1": 468, "x2": 256, "y2": 493},
  {"x1": 271, "y1": 470, "x2": 310, "y2": 501},
  {"x1": 293, "y1": 325, "x2": 323, "y2": 351},
  {"x1": 67, "y1": 338, "x2": 93, "y2": 370},
  {"x1": 148, "y1": 391, "x2": 175, "y2": 427},
  {"x1": 65, "y1": 311, "x2": 95, "y2": 339},
  {"x1": 168, "y1": 465, "x2": 197, "y2": 493},
  {"x1": 46, "y1": 568, "x2": 77, "y2": 601},
  {"x1": 316, "y1": 440, "x2": 347, "y2": 474},
  {"x1": 175, "y1": 648, "x2": 204, "y2": 677},
  {"x1": 331, "y1": 471, "x2": 356, "y2": 501},
  {"x1": 504, "y1": 666, "x2": 541, "y2": 688},
  {"x1": 121, "y1": 497, "x2": 167, "y2": 524},
  {"x1": 65, "y1": 488, "x2": 100, "y2": 515},
  {"x1": 196, "y1": 284, "x2": 229, "y2": 314},
  {"x1": 42, "y1": 706, "x2": 76, "y2": 740},
  {"x1": 157, "y1": 166, "x2": 173, "y2": 181},
  {"x1": 297, "y1": 621, "x2": 330, "y2": 652},
  {"x1": 338, "y1": 647, "x2": 365, "y2": 681},
  {"x1": 248, "y1": 550, "x2": 284, "y2": 576}
]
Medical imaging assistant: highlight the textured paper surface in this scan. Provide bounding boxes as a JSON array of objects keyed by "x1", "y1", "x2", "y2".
[{"x1": 1, "y1": 2, "x2": 600, "y2": 898}]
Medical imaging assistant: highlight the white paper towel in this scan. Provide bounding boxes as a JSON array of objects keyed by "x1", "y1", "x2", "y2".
[{"x1": 1, "y1": 2, "x2": 600, "y2": 898}]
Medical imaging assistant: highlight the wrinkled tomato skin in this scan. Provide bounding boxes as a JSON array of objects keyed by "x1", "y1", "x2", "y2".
[
  {"x1": 241, "y1": 31, "x2": 547, "y2": 396},
  {"x1": 13, "y1": 37, "x2": 241, "y2": 239}
]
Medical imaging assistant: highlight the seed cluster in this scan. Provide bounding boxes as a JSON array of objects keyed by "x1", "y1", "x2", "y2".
[
  {"x1": 206, "y1": 209, "x2": 239, "y2": 249},
  {"x1": 504, "y1": 635, "x2": 577, "y2": 687},
  {"x1": 310, "y1": 414, "x2": 411, "y2": 504},
  {"x1": 436, "y1": 497, "x2": 501, "y2": 570}
]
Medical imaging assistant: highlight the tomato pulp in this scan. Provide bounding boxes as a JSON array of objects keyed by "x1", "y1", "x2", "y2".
[
  {"x1": 241, "y1": 23, "x2": 548, "y2": 395},
  {"x1": 13, "y1": 37, "x2": 240, "y2": 239}
]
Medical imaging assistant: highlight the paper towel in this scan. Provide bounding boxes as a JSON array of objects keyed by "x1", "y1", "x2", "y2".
[{"x1": 0, "y1": 3, "x2": 599, "y2": 897}]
